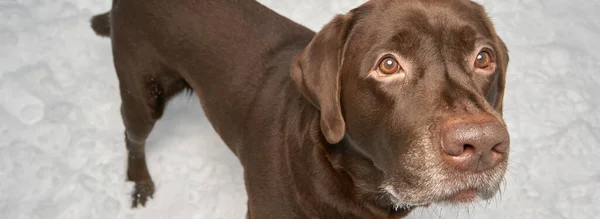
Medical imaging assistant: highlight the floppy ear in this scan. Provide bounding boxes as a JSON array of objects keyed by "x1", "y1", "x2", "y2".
[
  {"x1": 290, "y1": 13, "x2": 355, "y2": 144},
  {"x1": 491, "y1": 36, "x2": 509, "y2": 114}
]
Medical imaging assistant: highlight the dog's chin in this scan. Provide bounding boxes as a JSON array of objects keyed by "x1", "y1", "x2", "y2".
[
  {"x1": 433, "y1": 187, "x2": 498, "y2": 206},
  {"x1": 383, "y1": 182, "x2": 502, "y2": 210}
]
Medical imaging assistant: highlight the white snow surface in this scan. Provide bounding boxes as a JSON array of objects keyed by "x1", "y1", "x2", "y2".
[{"x1": 1, "y1": 0, "x2": 599, "y2": 218}]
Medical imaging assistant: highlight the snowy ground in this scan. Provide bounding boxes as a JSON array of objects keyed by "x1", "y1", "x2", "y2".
[{"x1": 1, "y1": 0, "x2": 599, "y2": 218}]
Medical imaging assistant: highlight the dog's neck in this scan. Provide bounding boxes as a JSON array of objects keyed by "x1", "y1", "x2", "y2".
[
  {"x1": 284, "y1": 113, "x2": 413, "y2": 218},
  {"x1": 327, "y1": 137, "x2": 415, "y2": 218}
]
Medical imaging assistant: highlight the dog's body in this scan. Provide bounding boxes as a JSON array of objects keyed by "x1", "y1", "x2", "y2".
[{"x1": 91, "y1": 0, "x2": 510, "y2": 218}]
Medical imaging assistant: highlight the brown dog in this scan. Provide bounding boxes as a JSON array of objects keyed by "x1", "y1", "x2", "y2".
[{"x1": 90, "y1": 0, "x2": 510, "y2": 218}]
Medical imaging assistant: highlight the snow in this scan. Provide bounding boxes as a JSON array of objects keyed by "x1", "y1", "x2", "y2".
[{"x1": 1, "y1": 0, "x2": 598, "y2": 218}]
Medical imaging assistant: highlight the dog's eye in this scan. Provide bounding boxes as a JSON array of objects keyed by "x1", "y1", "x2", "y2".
[
  {"x1": 378, "y1": 57, "x2": 400, "y2": 74},
  {"x1": 474, "y1": 51, "x2": 492, "y2": 69}
]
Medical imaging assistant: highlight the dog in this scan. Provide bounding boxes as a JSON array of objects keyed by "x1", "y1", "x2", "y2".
[{"x1": 90, "y1": 0, "x2": 510, "y2": 218}]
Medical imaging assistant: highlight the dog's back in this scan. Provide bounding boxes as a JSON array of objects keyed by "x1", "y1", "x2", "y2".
[{"x1": 91, "y1": 0, "x2": 315, "y2": 149}]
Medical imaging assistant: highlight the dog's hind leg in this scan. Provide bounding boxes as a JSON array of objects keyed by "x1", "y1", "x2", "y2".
[
  {"x1": 91, "y1": 4, "x2": 192, "y2": 209},
  {"x1": 113, "y1": 47, "x2": 190, "y2": 207}
]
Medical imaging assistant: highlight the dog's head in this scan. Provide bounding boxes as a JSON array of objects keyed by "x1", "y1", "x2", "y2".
[{"x1": 291, "y1": 0, "x2": 510, "y2": 212}]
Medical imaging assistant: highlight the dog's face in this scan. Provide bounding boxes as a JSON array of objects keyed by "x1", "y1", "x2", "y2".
[{"x1": 292, "y1": 0, "x2": 509, "y2": 211}]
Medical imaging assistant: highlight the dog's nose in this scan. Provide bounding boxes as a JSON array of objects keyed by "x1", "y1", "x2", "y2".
[{"x1": 441, "y1": 118, "x2": 509, "y2": 172}]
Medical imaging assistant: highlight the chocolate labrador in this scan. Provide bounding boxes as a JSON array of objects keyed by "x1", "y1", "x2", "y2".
[{"x1": 90, "y1": 0, "x2": 510, "y2": 218}]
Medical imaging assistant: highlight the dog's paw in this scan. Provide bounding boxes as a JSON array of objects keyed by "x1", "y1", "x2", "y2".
[{"x1": 131, "y1": 180, "x2": 155, "y2": 208}]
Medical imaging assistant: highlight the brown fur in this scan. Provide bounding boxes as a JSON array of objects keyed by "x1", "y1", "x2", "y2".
[
  {"x1": 91, "y1": 0, "x2": 510, "y2": 218},
  {"x1": 90, "y1": 12, "x2": 110, "y2": 37}
]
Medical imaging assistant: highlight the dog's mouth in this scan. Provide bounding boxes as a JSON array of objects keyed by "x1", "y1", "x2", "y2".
[
  {"x1": 443, "y1": 188, "x2": 479, "y2": 203},
  {"x1": 379, "y1": 154, "x2": 507, "y2": 213},
  {"x1": 383, "y1": 180, "x2": 501, "y2": 213},
  {"x1": 384, "y1": 188, "x2": 481, "y2": 214}
]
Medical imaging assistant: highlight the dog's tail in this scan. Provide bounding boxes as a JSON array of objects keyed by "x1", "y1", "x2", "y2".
[{"x1": 90, "y1": 11, "x2": 111, "y2": 37}]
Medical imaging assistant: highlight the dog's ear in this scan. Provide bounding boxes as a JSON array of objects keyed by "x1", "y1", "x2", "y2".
[
  {"x1": 490, "y1": 35, "x2": 509, "y2": 114},
  {"x1": 290, "y1": 13, "x2": 356, "y2": 144}
]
